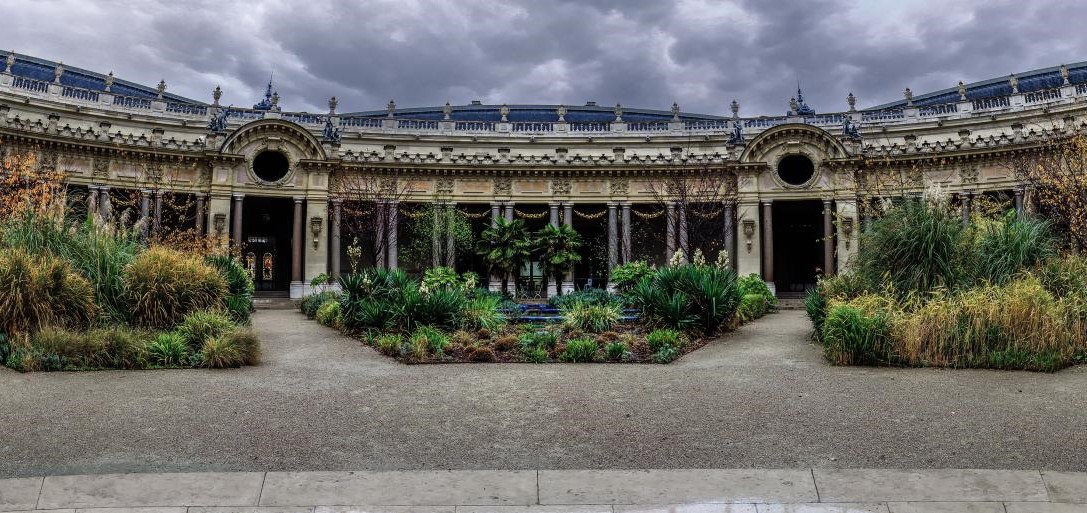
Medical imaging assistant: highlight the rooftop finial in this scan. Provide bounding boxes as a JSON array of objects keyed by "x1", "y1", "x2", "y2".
[
  {"x1": 253, "y1": 73, "x2": 278, "y2": 110},
  {"x1": 847, "y1": 92, "x2": 856, "y2": 112},
  {"x1": 212, "y1": 85, "x2": 222, "y2": 106},
  {"x1": 556, "y1": 104, "x2": 567, "y2": 122},
  {"x1": 500, "y1": 103, "x2": 510, "y2": 122},
  {"x1": 730, "y1": 99, "x2": 739, "y2": 118},
  {"x1": 957, "y1": 81, "x2": 967, "y2": 101},
  {"x1": 1009, "y1": 73, "x2": 1019, "y2": 94},
  {"x1": 4, "y1": 51, "x2": 14, "y2": 73},
  {"x1": 442, "y1": 101, "x2": 452, "y2": 120},
  {"x1": 1061, "y1": 64, "x2": 1070, "y2": 85},
  {"x1": 53, "y1": 61, "x2": 64, "y2": 84},
  {"x1": 104, "y1": 71, "x2": 115, "y2": 92},
  {"x1": 156, "y1": 79, "x2": 166, "y2": 99},
  {"x1": 671, "y1": 101, "x2": 680, "y2": 121},
  {"x1": 614, "y1": 103, "x2": 623, "y2": 122},
  {"x1": 328, "y1": 96, "x2": 337, "y2": 115},
  {"x1": 386, "y1": 99, "x2": 396, "y2": 118}
]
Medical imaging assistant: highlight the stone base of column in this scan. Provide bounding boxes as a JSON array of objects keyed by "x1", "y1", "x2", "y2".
[
  {"x1": 606, "y1": 283, "x2": 616, "y2": 293},
  {"x1": 561, "y1": 280, "x2": 575, "y2": 295},
  {"x1": 546, "y1": 282, "x2": 558, "y2": 298},
  {"x1": 765, "y1": 281, "x2": 776, "y2": 297},
  {"x1": 488, "y1": 276, "x2": 502, "y2": 293},
  {"x1": 289, "y1": 281, "x2": 305, "y2": 300}
]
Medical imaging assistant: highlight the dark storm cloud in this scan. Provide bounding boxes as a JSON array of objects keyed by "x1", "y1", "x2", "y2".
[{"x1": 2, "y1": 0, "x2": 1085, "y2": 116}]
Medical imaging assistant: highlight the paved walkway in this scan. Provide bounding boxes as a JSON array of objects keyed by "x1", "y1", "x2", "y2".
[
  {"x1": 2, "y1": 469, "x2": 1085, "y2": 512},
  {"x1": 1, "y1": 310, "x2": 1085, "y2": 478}
]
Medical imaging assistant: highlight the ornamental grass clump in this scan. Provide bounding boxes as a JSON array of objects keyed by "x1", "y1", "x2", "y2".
[
  {"x1": 176, "y1": 310, "x2": 236, "y2": 350},
  {"x1": 0, "y1": 248, "x2": 97, "y2": 335},
  {"x1": 205, "y1": 255, "x2": 254, "y2": 323},
  {"x1": 629, "y1": 263, "x2": 740, "y2": 335},
  {"x1": 560, "y1": 337, "x2": 597, "y2": 362},
  {"x1": 820, "y1": 295, "x2": 895, "y2": 366},
  {"x1": 561, "y1": 300, "x2": 622, "y2": 333},
  {"x1": 124, "y1": 247, "x2": 227, "y2": 328},
  {"x1": 146, "y1": 332, "x2": 189, "y2": 367}
]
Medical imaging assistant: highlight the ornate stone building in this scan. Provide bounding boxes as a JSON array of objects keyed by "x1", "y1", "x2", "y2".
[{"x1": 2, "y1": 51, "x2": 1084, "y2": 298}]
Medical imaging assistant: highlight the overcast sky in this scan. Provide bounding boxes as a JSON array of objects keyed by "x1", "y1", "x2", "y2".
[{"x1": 3, "y1": 0, "x2": 1085, "y2": 116}]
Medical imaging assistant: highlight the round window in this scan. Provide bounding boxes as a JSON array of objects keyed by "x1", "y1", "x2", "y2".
[
  {"x1": 252, "y1": 150, "x2": 290, "y2": 183},
  {"x1": 777, "y1": 154, "x2": 815, "y2": 186}
]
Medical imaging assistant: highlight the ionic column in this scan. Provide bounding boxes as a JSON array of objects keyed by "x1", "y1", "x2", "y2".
[
  {"x1": 823, "y1": 198, "x2": 834, "y2": 277},
  {"x1": 154, "y1": 190, "x2": 165, "y2": 240},
  {"x1": 488, "y1": 202, "x2": 502, "y2": 291},
  {"x1": 231, "y1": 194, "x2": 244, "y2": 248},
  {"x1": 548, "y1": 201, "x2": 560, "y2": 226},
  {"x1": 961, "y1": 191, "x2": 972, "y2": 226},
  {"x1": 374, "y1": 201, "x2": 387, "y2": 269},
  {"x1": 431, "y1": 201, "x2": 442, "y2": 268},
  {"x1": 607, "y1": 201, "x2": 619, "y2": 274},
  {"x1": 1014, "y1": 187, "x2": 1024, "y2": 215},
  {"x1": 722, "y1": 200, "x2": 735, "y2": 270},
  {"x1": 761, "y1": 200, "x2": 774, "y2": 286},
  {"x1": 98, "y1": 186, "x2": 111, "y2": 221},
  {"x1": 292, "y1": 197, "x2": 303, "y2": 284},
  {"x1": 86, "y1": 185, "x2": 99, "y2": 219},
  {"x1": 562, "y1": 202, "x2": 574, "y2": 294},
  {"x1": 139, "y1": 189, "x2": 151, "y2": 241},
  {"x1": 620, "y1": 202, "x2": 632, "y2": 264},
  {"x1": 387, "y1": 200, "x2": 399, "y2": 270},
  {"x1": 503, "y1": 201, "x2": 514, "y2": 222},
  {"x1": 861, "y1": 196, "x2": 873, "y2": 232},
  {"x1": 678, "y1": 202, "x2": 689, "y2": 258},
  {"x1": 331, "y1": 198, "x2": 343, "y2": 279},
  {"x1": 195, "y1": 194, "x2": 206, "y2": 237},
  {"x1": 665, "y1": 202, "x2": 676, "y2": 261},
  {"x1": 490, "y1": 201, "x2": 501, "y2": 227},
  {"x1": 443, "y1": 201, "x2": 456, "y2": 268}
]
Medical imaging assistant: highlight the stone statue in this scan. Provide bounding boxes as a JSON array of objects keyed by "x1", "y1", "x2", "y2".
[
  {"x1": 957, "y1": 81, "x2": 967, "y2": 101},
  {"x1": 5, "y1": 51, "x2": 15, "y2": 73},
  {"x1": 500, "y1": 103, "x2": 510, "y2": 122},
  {"x1": 54, "y1": 62, "x2": 64, "y2": 84},
  {"x1": 328, "y1": 96, "x2": 338, "y2": 115},
  {"x1": 1009, "y1": 73, "x2": 1019, "y2": 94},
  {"x1": 727, "y1": 120, "x2": 744, "y2": 145},
  {"x1": 208, "y1": 105, "x2": 229, "y2": 133},
  {"x1": 386, "y1": 99, "x2": 396, "y2": 118},
  {"x1": 671, "y1": 101, "x2": 680, "y2": 121},
  {"x1": 212, "y1": 85, "x2": 222, "y2": 106},
  {"x1": 270, "y1": 91, "x2": 279, "y2": 109},
  {"x1": 1061, "y1": 64, "x2": 1070, "y2": 85},
  {"x1": 842, "y1": 116, "x2": 861, "y2": 140},
  {"x1": 156, "y1": 80, "x2": 166, "y2": 99},
  {"x1": 323, "y1": 117, "x2": 341, "y2": 143},
  {"x1": 904, "y1": 87, "x2": 913, "y2": 106},
  {"x1": 442, "y1": 101, "x2": 452, "y2": 120},
  {"x1": 104, "y1": 71, "x2": 115, "y2": 93},
  {"x1": 614, "y1": 103, "x2": 623, "y2": 121},
  {"x1": 730, "y1": 99, "x2": 739, "y2": 118},
  {"x1": 847, "y1": 92, "x2": 856, "y2": 112},
  {"x1": 789, "y1": 97, "x2": 799, "y2": 114}
]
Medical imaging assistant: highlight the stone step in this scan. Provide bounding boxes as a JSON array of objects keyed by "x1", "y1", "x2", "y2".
[{"x1": 253, "y1": 297, "x2": 298, "y2": 310}]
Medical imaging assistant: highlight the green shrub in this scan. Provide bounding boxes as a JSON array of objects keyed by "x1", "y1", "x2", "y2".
[
  {"x1": 147, "y1": 332, "x2": 189, "y2": 367},
  {"x1": 301, "y1": 290, "x2": 340, "y2": 318},
  {"x1": 410, "y1": 326, "x2": 449, "y2": 357},
  {"x1": 198, "y1": 335, "x2": 245, "y2": 368},
  {"x1": 409, "y1": 287, "x2": 465, "y2": 330},
  {"x1": 561, "y1": 301, "x2": 622, "y2": 333},
  {"x1": 0, "y1": 333, "x2": 9, "y2": 366},
  {"x1": 460, "y1": 294, "x2": 507, "y2": 331},
  {"x1": 974, "y1": 213, "x2": 1056, "y2": 285},
  {"x1": 737, "y1": 293, "x2": 769, "y2": 322},
  {"x1": 315, "y1": 299, "x2": 342, "y2": 327},
  {"x1": 629, "y1": 264, "x2": 739, "y2": 335},
  {"x1": 84, "y1": 326, "x2": 147, "y2": 369},
  {"x1": 524, "y1": 346, "x2": 549, "y2": 363},
  {"x1": 605, "y1": 341, "x2": 627, "y2": 361},
  {"x1": 176, "y1": 310, "x2": 236, "y2": 350},
  {"x1": 223, "y1": 329, "x2": 261, "y2": 366},
  {"x1": 421, "y1": 266, "x2": 475, "y2": 291},
  {"x1": 550, "y1": 287, "x2": 620, "y2": 309},
  {"x1": 0, "y1": 248, "x2": 98, "y2": 335},
  {"x1": 206, "y1": 255, "x2": 254, "y2": 323},
  {"x1": 124, "y1": 247, "x2": 227, "y2": 328},
  {"x1": 376, "y1": 334, "x2": 402, "y2": 356},
  {"x1": 653, "y1": 345, "x2": 679, "y2": 363},
  {"x1": 805, "y1": 286, "x2": 827, "y2": 340},
  {"x1": 646, "y1": 328, "x2": 683, "y2": 352},
  {"x1": 737, "y1": 274, "x2": 777, "y2": 310},
  {"x1": 610, "y1": 260, "x2": 656, "y2": 294},
  {"x1": 520, "y1": 329, "x2": 558, "y2": 351},
  {"x1": 560, "y1": 337, "x2": 597, "y2": 362},
  {"x1": 821, "y1": 300, "x2": 893, "y2": 366}
]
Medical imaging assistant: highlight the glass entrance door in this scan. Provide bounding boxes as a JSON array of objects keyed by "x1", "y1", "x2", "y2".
[{"x1": 245, "y1": 236, "x2": 280, "y2": 291}]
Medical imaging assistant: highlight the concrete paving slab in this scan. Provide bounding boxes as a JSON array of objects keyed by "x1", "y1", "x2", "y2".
[
  {"x1": 0, "y1": 477, "x2": 44, "y2": 512},
  {"x1": 73, "y1": 508, "x2": 188, "y2": 513},
  {"x1": 1004, "y1": 504, "x2": 1087, "y2": 513},
  {"x1": 1044, "y1": 472, "x2": 1087, "y2": 503},
  {"x1": 454, "y1": 506, "x2": 613, "y2": 513},
  {"x1": 614, "y1": 505, "x2": 758, "y2": 513},
  {"x1": 538, "y1": 470, "x2": 817, "y2": 505},
  {"x1": 260, "y1": 471, "x2": 536, "y2": 507},
  {"x1": 316, "y1": 508, "x2": 453, "y2": 513},
  {"x1": 756, "y1": 504, "x2": 888, "y2": 513},
  {"x1": 191, "y1": 508, "x2": 316, "y2": 513},
  {"x1": 813, "y1": 469, "x2": 1048, "y2": 503},
  {"x1": 36, "y1": 473, "x2": 265, "y2": 509},
  {"x1": 886, "y1": 503, "x2": 1005, "y2": 513}
]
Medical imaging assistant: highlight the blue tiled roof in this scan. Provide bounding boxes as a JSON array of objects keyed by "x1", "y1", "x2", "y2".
[
  {"x1": 869, "y1": 61, "x2": 1087, "y2": 110},
  {"x1": 340, "y1": 104, "x2": 725, "y2": 123},
  {"x1": 3, "y1": 51, "x2": 205, "y2": 105}
]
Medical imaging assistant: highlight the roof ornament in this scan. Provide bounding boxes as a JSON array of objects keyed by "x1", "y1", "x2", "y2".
[
  {"x1": 904, "y1": 87, "x2": 913, "y2": 107},
  {"x1": 386, "y1": 99, "x2": 396, "y2": 118},
  {"x1": 788, "y1": 96, "x2": 799, "y2": 114},
  {"x1": 442, "y1": 101, "x2": 452, "y2": 120},
  {"x1": 671, "y1": 102, "x2": 680, "y2": 121},
  {"x1": 842, "y1": 116, "x2": 860, "y2": 141},
  {"x1": 957, "y1": 81, "x2": 967, "y2": 101},
  {"x1": 847, "y1": 92, "x2": 856, "y2": 112},
  {"x1": 323, "y1": 116, "x2": 341, "y2": 143},
  {"x1": 212, "y1": 85, "x2": 222, "y2": 106},
  {"x1": 104, "y1": 71, "x2": 115, "y2": 93},
  {"x1": 4, "y1": 51, "x2": 14, "y2": 74},
  {"x1": 556, "y1": 104, "x2": 567, "y2": 122},
  {"x1": 791, "y1": 84, "x2": 816, "y2": 116},
  {"x1": 208, "y1": 104, "x2": 229, "y2": 133},
  {"x1": 53, "y1": 61, "x2": 64, "y2": 84},
  {"x1": 727, "y1": 120, "x2": 744, "y2": 145},
  {"x1": 328, "y1": 96, "x2": 337, "y2": 115},
  {"x1": 1009, "y1": 73, "x2": 1019, "y2": 94},
  {"x1": 270, "y1": 91, "x2": 279, "y2": 110},
  {"x1": 614, "y1": 103, "x2": 623, "y2": 122},
  {"x1": 500, "y1": 103, "x2": 510, "y2": 122},
  {"x1": 1061, "y1": 64, "x2": 1070, "y2": 85},
  {"x1": 156, "y1": 80, "x2": 166, "y2": 99},
  {"x1": 730, "y1": 99, "x2": 739, "y2": 118},
  {"x1": 253, "y1": 75, "x2": 278, "y2": 110}
]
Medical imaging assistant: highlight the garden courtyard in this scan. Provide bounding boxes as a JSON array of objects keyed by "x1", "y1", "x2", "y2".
[{"x1": 1, "y1": 306, "x2": 1084, "y2": 479}]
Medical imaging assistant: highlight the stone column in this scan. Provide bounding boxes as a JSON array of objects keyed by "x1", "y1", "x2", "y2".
[
  {"x1": 735, "y1": 201, "x2": 762, "y2": 278},
  {"x1": 620, "y1": 202, "x2": 632, "y2": 264},
  {"x1": 86, "y1": 185, "x2": 99, "y2": 219},
  {"x1": 607, "y1": 201, "x2": 619, "y2": 282},
  {"x1": 1014, "y1": 187, "x2": 1024, "y2": 215},
  {"x1": 431, "y1": 202, "x2": 442, "y2": 268},
  {"x1": 374, "y1": 201, "x2": 387, "y2": 269},
  {"x1": 444, "y1": 201, "x2": 456, "y2": 268},
  {"x1": 304, "y1": 198, "x2": 330, "y2": 298},
  {"x1": 548, "y1": 201, "x2": 560, "y2": 226},
  {"x1": 503, "y1": 201, "x2": 514, "y2": 222},
  {"x1": 490, "y1": 201, "x2": 501, "y2": 227},
  {"x1": 488, "y1": 202, "x2": 501, "y2": 292},
  {"x1": 562, "y1": 201, "x2": 574, "y2": 294},
  {"x1": 722, "y1": 201, "x2": 735, "y2": 270},
  {"x1": 195, "y1": 194, "x2": 205, "y2": 237},
  {"x1": 139, "y1": 190, "x2": 151, "y2": 241},
  {"x1": 823, "y1": 198, "x2": 834, "y2": 277},
  {"x1": 387, "y1": 200, "x2": 399, "y2": 270},
  {"x1": 761, "y1": 200, "x2": 774, "y2": 289},
  {"x1": 665, "y1": 202, "x2": 676, "y2": 261},
  {"x1": 291, "y1": 197, "x2": 303, "y2": 287},
  {"x1": 961, "y1": 191, "x2": 972, "y2": 226},
  {"x1": 98, "y1": 186, "x2": 111, "y2": 221},
  {"x1": 331, "y1": 198, "x2": 342, "y2": 279},
  {"x1": 678, "y1": 202, "x2": 689, "y2": 259},
  {"x1": 835, "y1": 200, "x2": 859, "y2": 273},
  {"x1": 231, "y1": 193, "x2": 244, "y2": 248},
  {"x1": 154, "y1": 190, "x2": 164, "y2": 240},
  {"x1": 861, "y1": 197, "x2": 873, "y2": 232}
]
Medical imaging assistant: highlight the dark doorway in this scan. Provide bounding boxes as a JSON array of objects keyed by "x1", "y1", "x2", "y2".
[
  {"x1": 241, "y1": 196, "x2": 293, "y2": 292},
  {"x1": 772, "y1": 200, "x2": 823, "y2": 296}
]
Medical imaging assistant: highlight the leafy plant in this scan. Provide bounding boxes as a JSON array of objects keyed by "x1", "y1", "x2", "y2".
[
  {"x1": 609, "y1": 260, "x2": 656, "y2": 294},
  {"x1": 176, "y1": 310, "x2": 236, "y2": 350},
  {"x1": 629, "y1": 264, "x2": 739, "y2": 335},
  {"x1": 301, "y1": 290, "x2": 340, "y2": 318},
  {"x1": 206, "y1": 254, "x2": 254, "y2": 323},
  {"x1": 124, "y1": 247, "x2": 227, "y2": 328},
  {"x1": 653, "y1": 345, "x2": 679, "y2": 363},
  {"x1": 315, "y1": 299, "x2": 342, "y2": 327},
  {"x1": 0, "y1": 248, "x2": 98, "y2": 335},
  {"x1": 534, "y1": 223, "x2": 583, "y2": 296},
  {"x1": 460, "y1": 294, "x2": 507, "y2": 331},
  {"x1": 561, "y1": 301, "x2": 622, "y2": 333},
  {"x1": 549, "y1": 287, "x2": 620, "y2": 309},
  {"x1": 605, "y1": 341, "x2": 627, "y2": 361},
  {"x1": 198, "y1": 334, "x2": 245, "y2": 368},
  {"x1": 560, "y1": 337, "x2": 598, "y2": 362},
  {"x1": 974, "y1": 212, "x2": 1056, "y2": 285},
  {"x1": 524, "y1": 346, "x2": 549, "y2": 363},
  {"x1": 375, "y1": 334, "x2": 402, "y2": 356},
  {"x1": 147, "y1": 332, "x2": 189, "y2": 367},
  {"x1": 646, "y1": 328, "x2": 683, "y2": 352},
  {"x1": 476, "y1": 217, "x2": 532, "y2": 295},
  {"x1": 410, "y1": 325, "x2": 450, "y2": 357}
]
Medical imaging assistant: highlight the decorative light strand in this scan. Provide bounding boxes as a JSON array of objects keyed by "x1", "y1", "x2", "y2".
[
  {"x1": 514, "y1": 209, "x2": 548, "y2": 219},
  {"x1": 631, "y1": 209, "x2": 665, "y2": 219},
  {"x1": 574, "y1": 209, "x2": 607, "y2": 220}
]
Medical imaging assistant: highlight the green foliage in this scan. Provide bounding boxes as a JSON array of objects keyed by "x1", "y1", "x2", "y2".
[
  {"x1": 605, "y1": 341, "x2": 627, "y2": 361},
  {"x1": 974, "y1": 213, "x2": 1056, "y2": 285},
  {"x1": 408, "y1": 287, "x2": 465, "y2": 330},
  {"x1": 198, "y1": 334, "x2": 245, "y2": 368},
  {"x1": 206, "y1": 255, "x2": 254, "y2": 323},
  {"x1": 535, "y1": 223, "x2": 583, "y2": 294},
  {"x1": 805, "y1": 287, "x2": 826, "y2": 340},
  {"x1": 821, "y1": 302, "x2": 893, "y2": 366},
  {"x1": 375, "y1": 333, "x2": 402, "y2": 356},
  {"x1": 737, "y1": 274, "x2": 777, "y2": 309},
  {"x1": 147, "y1": 332, "x2": 189, "y2": 367},
  {"x1": 560, "y1": 337, "x2": 597, "y2": 362},
  {"x1": 609, "y1": 260, "x2": 656, "y2": 293},
  {"x1": 301, "y1": 290, "x2": 340, "y2": 318},
  {"x1": 646, "y1": 328, "x2": 683, "y2": 352},
  {"x1": 309, "y1": 273, "x2": 334, "y2": 288},
  {"x1": 315, "y1": 299, "x2": 342, "y2": 327},
  {"x1": 176, "y1": 310, "x2": 236, "y2": 351},
  {"x1": 409, "y1": 325, "x2": 450, "y2": 357},
  {"x1": 30, "y1": 326, "x2": 147, "y2": 370},
  {"x1": 476, "y1": 217, "x2": 532, "y2": 294},
  {"x1": 402, "y1": 204, "x2": 474, "y2": 269},
  {"x1": 737, "y1": 293, "x2": 770, "y2": 323},
  {"x1": 0, "y1": 248, "x2": 97, "y2": 335},
  {"x1": 561, "y1": 301, "x2": 622, "y2": 333},
  {"x1": 549, "y1": 287, "x2": 620, "y2": 309},
  {"x1": 653, "y1": 345, "x2": 680, "y2": 363},
  {"x1": 124, "y1": 247, "x2": 227, "y2": 328},
  {"x1": 524, "y1": 346, "x2": 549, "y2": 363},
  {"x1": 460, "y1": 294, "x2": 507, "y2": 331},
  {"x1": 629, "y1": 264, "x2": 740, "y2": 335}
]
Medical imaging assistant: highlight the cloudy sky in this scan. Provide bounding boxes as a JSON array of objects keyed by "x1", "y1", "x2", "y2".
[{"x1": 3, "y1": 0, "x2": 1085, "y2": 116}]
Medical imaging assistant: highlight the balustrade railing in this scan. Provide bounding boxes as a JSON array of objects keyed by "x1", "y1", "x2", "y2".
[
  {"x1": 342, "y1": 117, "x2": 383, "y2": 128},
  {"x1": 682, "y1": 120, "x2": 727, "y2": 131},
  {"x1": 744, "y1": 117, "x2": 786, "y2": 128},
  {"x1": 227, "y1": 108, "x2": 264, "y2": 121},
  {"x1": 861, "y1": 110, "x2": 905, "y2": 122},
  {"x1": 972, "y1": 96, "x2": 1011, "y2": 111},
  {"x1": 1024, "y1": 88, "x2": 1062, "y2": 104},
  {"x1": 512, "y1": 122, "x2": 553, "y2": 132},
  {"x1": 1077, "y1": 84, "x2": 1087, "y2": 95},
  {"x1": 12, "y1": 76, "x2": 49, "y2": 93},
  {"x1": 397, "y1": 119, "x2": 439, "y2": 130},
  {"x1": 918, "y1": 103, "x2": 958, "y2": 117},
  {"x1": 62, "y1": 86, "x2": 99, "y2": 102},
  {"x1": 165, "y1": 102, "x2": 207, "y2": 116},
  {"x1": 113, "y1": 95, "x2": 152, "y2": 109},
  {"x1": 629, "y1": 121, "x2": 673, "y2": 131},
  {"x1": 808, "y1": 113, "x2": 845, "y2": 125},
  {"x1": 282, "y1": 112, "x2": 323, "y2": 124},
  {"x1": 570, "y1": 122, "x2": 611, "y2": 132},
  {"x1": 454, "y1": 121, "x2": 495, "y2": 131}
]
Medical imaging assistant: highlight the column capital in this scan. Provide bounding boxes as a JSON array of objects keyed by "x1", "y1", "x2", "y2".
[
  {"x1": 141, "y1": 188, "x2": 152, "y2": 195},
  {"x1": 722, "y1": 199, "x2": 736, "y2": 207},
  {"x1": 607, "y1": 201, "x2": 619, "y2": 207},
  {"x1": 293, "y1": 196, "x2": 305, "y2": 204},
  {"x1": 490, "y1": 201, "x2": 503, "y2": 207},
  {"x1": 87, "y1": 184, "x2": 100, "y2": 191},
  {"x1": 620, "y1": 201, "x2": 632, "y2": 207},
  {"x1": 548, "y1": 201, "x2": 562, "y2": 207},
  {"x1": 761, "y1": 199, "x2": 773, "y2": 206},
  {"x1": 232, "y1": 193, "x2": 245, "y2": 200},
  {"x1": 99, "y1": 185, "x2": 111, "y2": 191},
  {"x1": 329, "y1": 197, "x2": 343, "y2": 205},
  {"x1": 387, "y1": 199, "x2": 401, "y2": 205}
]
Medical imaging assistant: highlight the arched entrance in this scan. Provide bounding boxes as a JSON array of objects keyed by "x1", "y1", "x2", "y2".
[
  {"x1": 241, "y1": 196, "x2": 293, "y2": 293},
  {"x1": 772, "y1": 200, "x2": 823, "y2": 296}
]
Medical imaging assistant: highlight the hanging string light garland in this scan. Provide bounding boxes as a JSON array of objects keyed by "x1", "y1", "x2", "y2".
[
  {"x1": 458, "y1": 209, "x2": 491, "y2": 219},
  {"x1": 691, "y1": 208, "x2": 724, "y2": 219},
  {"x1": 631, "y1": 209, "x2": 665, "y2": 219},
  {"x1": 514, "y1": 209, "x2": 548, "y2": 219},
  {"x1": 574, "y1": 208, "x2": 607, "y2": 220}
]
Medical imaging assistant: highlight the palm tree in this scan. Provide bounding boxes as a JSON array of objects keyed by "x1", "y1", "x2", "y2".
[
  {"x1": 535, "y1": 224, "x2": 582, "y2": 296},
  {"x1": 476, "y1": 217, "x2": 532, "y2": 295}
]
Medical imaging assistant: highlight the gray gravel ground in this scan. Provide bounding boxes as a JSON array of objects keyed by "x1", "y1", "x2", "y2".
[{"x1": 1, "y1": 308, "x2": 1085, "y2": 478}]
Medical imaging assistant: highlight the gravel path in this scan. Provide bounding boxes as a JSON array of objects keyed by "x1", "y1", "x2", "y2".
[{"x1": 1, "y1": 308, "x2": 1085, "y2": 478}]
